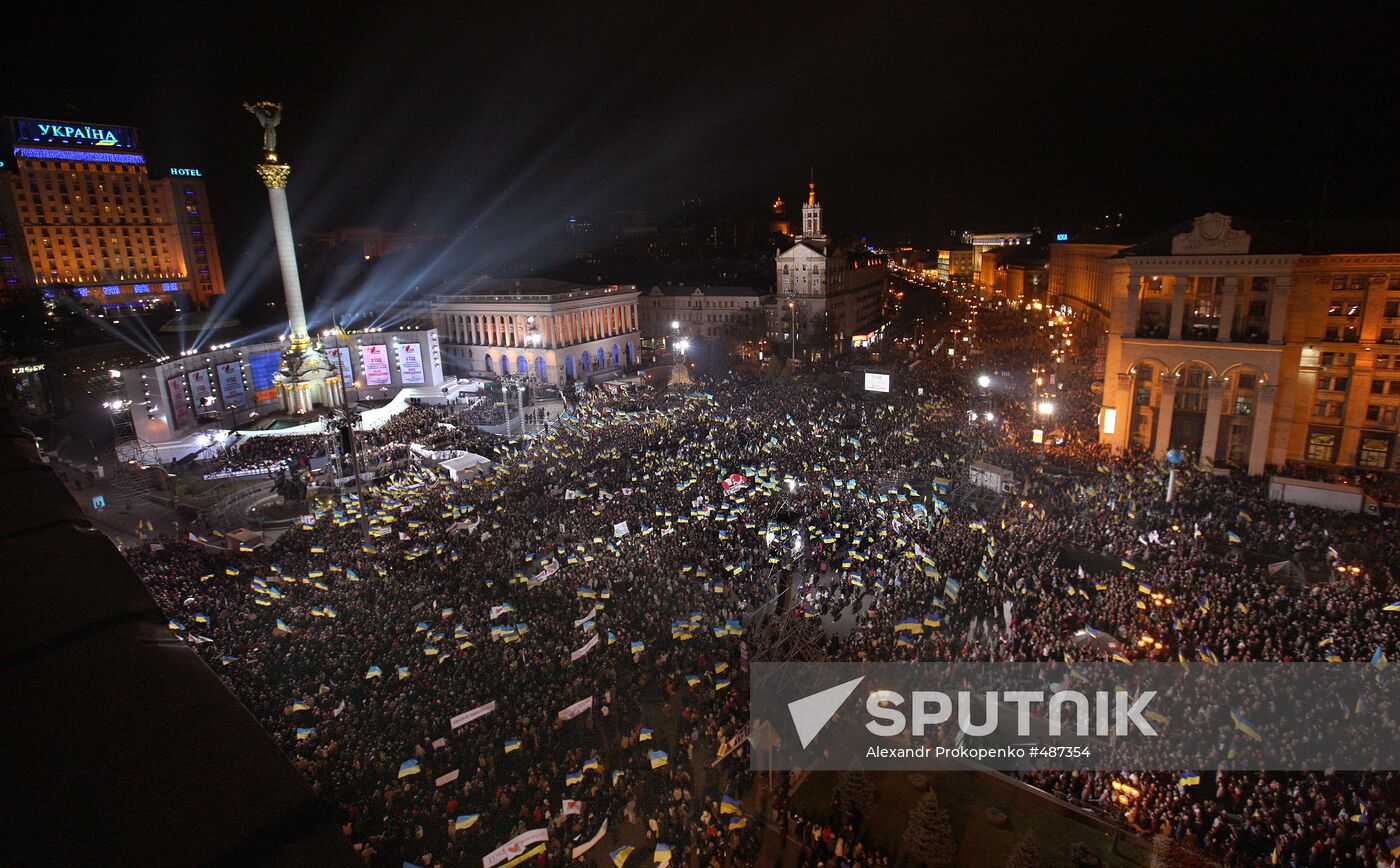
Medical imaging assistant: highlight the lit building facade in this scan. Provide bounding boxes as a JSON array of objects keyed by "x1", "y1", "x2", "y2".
[
  {"x1": 773, "y1": 184, "x2": 887, "y2": 359},
  {"x1": 432, "y1": 277, "x2": 639, "y2": 385},
  {"x1": 1098, "y1": 213, "x2": 1400, "y2": 473},
  {"x1": 637, "y1": 285, "x2": 769, "y2": 358},
  {"x1": 936, "y1": 247, "x2": 974, "y2": 282},
  {"x1": 1047, "y1": 241, "x2": 1130, "y2": 328},
  {"x1": 0, "y1": 117, "x2": 227, "y2": 308}
]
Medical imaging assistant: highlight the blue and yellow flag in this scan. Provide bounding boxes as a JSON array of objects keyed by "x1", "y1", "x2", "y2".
[
  {"x1": 611, "y1": 846, "x2": 635, "y2": 867},
  {"x1": 504, "y1": 739, "x2": 522, "y2": 753},
  {"x1": 398, "y1": 759, "x2": 421, "y2": 778},
  {"x1": 453, "y1": 814, "x2": 479, "y2": 830},
  {"x1": 1178, "y1": 771, "x2": 1200, "y2": 787},
  {"x1": 648, "y1": 750, "x2": 669, "y2": 769},
  {"x1": 1231, "y1": 709, "x2": 1263, "y2": 741},
  {"x1": 721, "y1": 795, "x2": 742, "y2": 814}
]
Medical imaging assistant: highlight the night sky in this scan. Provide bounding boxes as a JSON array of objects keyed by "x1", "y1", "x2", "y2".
[{"x1": 7, "y1": 4, "x2": 1400, "y2": 255}]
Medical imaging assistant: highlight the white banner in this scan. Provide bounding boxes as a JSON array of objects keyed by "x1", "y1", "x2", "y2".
[
  {"x1": 560, "y1": 798, "x2": 582, "y2": 817},
  {"x1": 557, "y1": 696, "x2": 593, "y2": 721},
  {"x1": 483, "y1": 827, "x2": 549, "y2": 868},
  {"x1": 188, "y1": 368, "x2": 213, "y2": 410},
  {"x1": 217, "y1": 361, "x2": 246, "y2": 408},
  {"x1": 571, "y1": 819, "x2": 608, "y2": 859},
  {"x1": 398, "y1": 341, "x2": 425, "y2": 384},
  {"x1": 450, "y1": 700, "x2": 497, "y2": 730},
  {"x1": 573, "y1": 605, "x2": 599, "y2": 628},
  {"x1": 361, "y1": 344, "x2": 391, "y2": 386},
  {"x1": 613, "y1": 521, "x2": 630, "y2": 537},
  {"x1": 435, "y1": 768, "x2": 460, "y2": 787},
  {"x1": 570, "y1": 635, "x2": 599, "y2": 662},
  {"x1": 326, "y1": 346, "x2": 355, "y2": 385}
]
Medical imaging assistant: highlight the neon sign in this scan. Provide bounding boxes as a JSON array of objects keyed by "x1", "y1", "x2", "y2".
[
  {"x1": 1055, "y1": 233, "x2": 1069, "y2": 241},
  {"x1": 170, "y1": 168, "x2": 202, "y2": 177},
  {"x1": 14, "y1": 119, "x2": 136, "y2": 149}
]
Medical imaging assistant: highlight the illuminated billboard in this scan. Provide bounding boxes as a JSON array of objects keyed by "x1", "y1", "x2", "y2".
[
  {"x1": 864, "y1": 372, "x2": 891, "y2": 393},
  {"x1": 326, "y1": 346, "x2": 355, "y2": 385},
  {"x1": 167, "y1": 376, "x2": 193, "y2": 430},
  {"x1": 12, "y1": 118, "x2": 138, "y2": 149},
  {"x1": 398, "y1": 342, "x2": 424, "y2": 384},
  {"x1": 249, "y1": 351, "x2": 282, "y2": 402},
  {"x1": 217, "y1": 362, "x2": 246, "y2": 409},
  {"x1": 361, "y1": 344, "x2": 391, "y2": 386},
  {"x1": 187, "y1": 368, "x2": 213, "y2": 410}
]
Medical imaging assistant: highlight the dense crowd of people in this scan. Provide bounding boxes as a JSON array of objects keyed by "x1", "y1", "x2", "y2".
[{"x1": 125, "y1": 286, "x2": 1400, "y2": 867}]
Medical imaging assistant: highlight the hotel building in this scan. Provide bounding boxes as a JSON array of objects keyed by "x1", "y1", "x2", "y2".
[{"x1": 0, "y1": 116, "x2": 226, "y2": 309}]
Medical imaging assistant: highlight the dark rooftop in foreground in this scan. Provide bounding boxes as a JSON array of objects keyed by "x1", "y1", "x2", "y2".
[{"x1": 0, "y1": 409, "x2": 357, "y2": 866}]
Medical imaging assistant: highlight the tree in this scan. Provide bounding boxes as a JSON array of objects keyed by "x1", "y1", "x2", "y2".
[
  {"x1": 833, "y1": 769, "x2": 876, "y2": 825},
  {"x1": 901, "y1": 789, "x2": 957, "y2": 866},
  {"x1": 1005, "y1": 833, "x2": 1042, "y2": 868}
]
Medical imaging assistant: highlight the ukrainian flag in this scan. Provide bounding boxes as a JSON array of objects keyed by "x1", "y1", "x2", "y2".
[
  {"x1": 1384, "y1": 602, "x2": 1400, "y2": 612},
  {"x1": 397, "y1": 666, "x2": 410, "y2": 680},
  {"x1": 1231, "y1": 709, "x2": 1263, "y2": 741},
  {"x1": 715, "y1": 661, "x2": 729, "y2": 674},
  {"x1": 1371, "y1": 647, "x2": 1389, "y2": 670},
  {"x1": 1121, "y1": 559, "x2": 1136, "y2": 571},
  {"x1": 1198, "y1": 646, "x2": 1219, "y2": 664},
  {"x1": 291, "y1": 700, "x2": 310, "y2": 712},
  {"x1": 894, "y1": 619, "x2": 924, "y2": 634},
  {"x1": 612, "y1": 769, "x2": 625, "y2": 786},
  {"x1": 727, "y1": 816, "x2": 748, "y2": 830},
  {"x1": 639, "y1": 728, "x2": 653, "y2": 741},
  {"x1": 648, "y1": 750, "x2": 669, "y2": 769},
  {"x1": 504, "y1": 739, "x2": 522, "y2": 753},
  {"x1": 721, "y1": 795, "x2": 743, "y2": 814},
  {"x1": 1227, "y1": 531, "x2": 1242, "y2": 544},
  {"x1": 365, "y1": 666, "x2": 383, "y2": 679},
  {"x1": 654, "y1": 842, "x2": 673, "y2": 863},
  {"x1": 1178, "y1": 771, "x2": 1200, "y2": 787},
  {"x1": 167, "y1": 620, "x2": 184, "y2": 631},
  {"x1": 685, "y1": 675, "x2": 701, "y2": 688},
  {"x1": 566, "y1": 771, "x2": 584, "y2": 786},
  {"x1": 453, "y1": 814, "x2": 479, "y2": 830},
  {"x1": 715, "y1": 678, "x2": 732, "y2": 690},
  {"x1": 274, "y1": 619, "x2": 293, "y2": 634},
  {"x1": 630, "y1": 641, "x2": 646, "y2": 654},
  {"x1": 582, "y1": 756, "x2": 601, "y2": 772},
  {"x1": 611, "y1": 846, "x2": 635, "y2": 867},
  {"x1": 398, "y1": 759, "x2": 422, "y2": 778},
  {"x1": 923, "y1": 615, "x2": 941, "y2": 629}
]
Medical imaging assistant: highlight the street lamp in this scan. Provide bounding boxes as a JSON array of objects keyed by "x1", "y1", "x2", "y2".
[
  {"x1": 977, "y1": 374, "x2": 991, "y2": 389},
  {"x1": 1037, "y1": 400, "x2": 1056, "y2": 416}
]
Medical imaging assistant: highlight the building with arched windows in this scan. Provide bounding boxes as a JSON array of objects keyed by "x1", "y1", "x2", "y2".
[
  {"x1": 430, "y1": 277, "x2": 639, "y2": 386},
  {"x1": 1097, "y1": 213, "x2": 1400, "y2": 473}
]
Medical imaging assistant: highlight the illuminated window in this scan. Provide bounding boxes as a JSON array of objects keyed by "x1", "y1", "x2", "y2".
[
  {"x1": 1357, "y1": 436, "x2": 1393, "y2": 468},
  {"x1": 1306, "y1": 430, "x2": 1338, "y2": 462}
]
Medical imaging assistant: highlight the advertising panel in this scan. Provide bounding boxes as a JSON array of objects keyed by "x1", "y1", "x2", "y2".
[
  {"x1": 187, "y1": 368, "x2": 213, "y2": 410},
  {"x1": 167, "y1": 376, "x2": 194, "y2": 430},
  {"x1": 326, "y1": 346, "x2": 355, "y2": 385},
  {"x1": 397, "y1": 341, "x2": 424, "y2": 384},
  {"x1": 217, "y1": 362, "x2": 247, "y2": 409},
  {"x1": 361, "y1": 344, "x2": 391, "y2": 386},
  {"x1": 249, "y1": 351, "x2": 282, "y2": 402}
]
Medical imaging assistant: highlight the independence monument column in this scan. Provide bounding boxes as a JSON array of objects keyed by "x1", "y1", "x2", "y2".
[{"x1": 245, "y1": 101, "x2": 342, "y2": 414}]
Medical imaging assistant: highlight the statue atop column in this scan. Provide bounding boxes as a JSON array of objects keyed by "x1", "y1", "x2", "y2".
[{"x1": 243, "y1": 100, "x2": 283, "y2": 158}]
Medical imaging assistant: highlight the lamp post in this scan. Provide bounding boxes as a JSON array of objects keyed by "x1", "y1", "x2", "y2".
[{"x1": 326, "y1": 315, "x2": 370, "y2": 543}]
